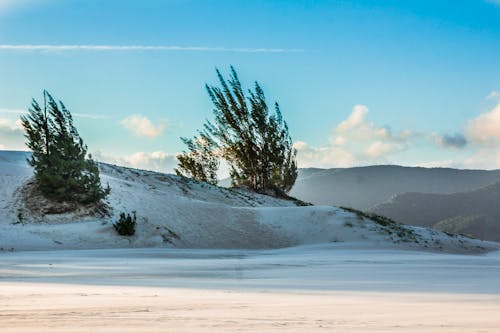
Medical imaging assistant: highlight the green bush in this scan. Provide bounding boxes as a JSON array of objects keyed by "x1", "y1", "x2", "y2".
[{"x1": 113, "y1": 211, "x2": 136, "y2": 236}]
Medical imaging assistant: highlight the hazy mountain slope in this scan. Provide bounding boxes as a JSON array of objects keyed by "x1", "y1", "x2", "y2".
[
  {"x1": 370, "y1": 182, "x2": 500, "y2": 242},
  {"x1": 0, "y1": 150, "x2": 496, "y2": 253},
  {"x1": 290, "y1": 166, "x2": 500, "y2": 210}
]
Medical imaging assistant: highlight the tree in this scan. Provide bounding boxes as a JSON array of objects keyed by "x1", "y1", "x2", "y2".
[
  {"x1": 178, "y1": 66, "x2": 297, "y2": 193},
  {"x1": 175, "y1": 133, "x2": 219, "y2": 185},
  {"x1": 20, "y1": 91, "x2": 110, "y2": 204}
]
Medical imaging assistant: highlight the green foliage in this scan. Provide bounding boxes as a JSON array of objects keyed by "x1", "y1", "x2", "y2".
[
  {"x1": 175, "y1": 133, "x2": 219, "y2": 185},
  {"x1": 20, "y1": 91, "x2": 110, "y2": 204},
  {"x1": 178, "y1": 66, "x2": 298, "y2": 193},
  {"x1": 113, "y1": 211, "x2": 137, "y2": 236}
]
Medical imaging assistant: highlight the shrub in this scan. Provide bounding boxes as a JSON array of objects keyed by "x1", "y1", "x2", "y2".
[{"x1": 113, "y1": 211, "x2": 136, "y2": 236}]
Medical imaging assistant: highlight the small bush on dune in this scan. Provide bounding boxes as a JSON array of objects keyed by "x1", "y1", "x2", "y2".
[{"x1": 114, "y1": 211, "x2": 136, "y2": 236}]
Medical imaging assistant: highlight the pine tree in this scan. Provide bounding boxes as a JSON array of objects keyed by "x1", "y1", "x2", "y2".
[
  {"x1": 175, "y1": 133, "x2": 219, "y2": 185},
  {"x1": 178, "y1": 67, "x2": 298, "y2": 193},
  {"x1": 20, "y1": 91, "x2": 110, "y2": 204}
]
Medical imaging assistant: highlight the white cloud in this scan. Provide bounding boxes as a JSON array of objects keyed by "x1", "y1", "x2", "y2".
[
  {"x1": 0, "y1": 118, "x2": 25, "y2": 150},
  {"x1": 295, "y1": 105, "x2": 414, "y2": 168},
  {"x1": 465, "y1": 103, "x2": 500, "y2": 143},
  {"x1": 93, "y1": 151, "x2": 177, "y2": 174},
  {"x1": 0, "y1": 118, "x2": 23, "y2": 132},
  {"x1": 486, "y1": 91, "x2": 500, "y2": 100},
  {"x1": 364, "y1": 141, "x2": 400, "y2": 159},
  {"x1": 120, "y1": 115, "x2": 167, "y2": 138},
  {"x1": 415, "y1": 160, "x2": 456, "y2": 169},
  {"x1": 293, "y1": 140, "x2": 357, "y2": 168},
  {"x1": 462, "y1": 148, "x2": 500, "y2": 170},
  {"x1": 0, "y1": 44, "x2": 302, "y2": 53},
  {"x1": 336, "y1": 105, "x2": 368, "y2": 132},
  {"x1": 124, "y1": 151, "x2": 177, "y2": 172}
]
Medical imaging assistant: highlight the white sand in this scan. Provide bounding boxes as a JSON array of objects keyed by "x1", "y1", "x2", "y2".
[
  {"x1": 1, "y1": 246, "x2": 500, "y2": 332},
  {"x1": 1, "y1": 151, "x2": 497, "y2": 253},
  {"x1": 1, "y1": 150, "x2": 500, "y2": 331},
  {"x1": 2, "y1": 284, "x2": 499, "y2": 333}
]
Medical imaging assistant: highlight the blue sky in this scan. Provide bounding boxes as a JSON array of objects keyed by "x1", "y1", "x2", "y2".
[{"x1": 1, "y1": 0, "x2": 500, "y2": 172}]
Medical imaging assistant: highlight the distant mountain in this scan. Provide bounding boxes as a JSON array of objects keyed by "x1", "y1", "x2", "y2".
[
  {"x1": 370, "y1": 182, "x2": 500, "y2": 242},
  {"x1": 290, "y1": 165, "x2": 500, "y2": 210}
]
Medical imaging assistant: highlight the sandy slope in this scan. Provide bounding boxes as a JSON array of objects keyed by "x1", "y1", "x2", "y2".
[{"x1": 0, "y1": 150, "x2": 498, "y2": 253}]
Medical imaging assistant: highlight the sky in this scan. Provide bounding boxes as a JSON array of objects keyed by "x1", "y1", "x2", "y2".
[{"x1": 1, "y1": 0, "x2": 500, "y2": 173}]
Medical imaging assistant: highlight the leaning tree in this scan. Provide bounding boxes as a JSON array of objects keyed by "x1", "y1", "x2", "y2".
[
  {"x1": 176, "y1": 67, "x2": 297, "y2": 193},
  {"x1": 21, "y1": 91, "x2": 109, "y2": 204}
]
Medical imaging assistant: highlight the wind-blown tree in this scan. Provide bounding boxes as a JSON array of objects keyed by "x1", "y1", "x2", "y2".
[
  {"x1": 175, "y1": 133, "x2": 219, "y2": 185},
  {"x1": 178, "y1": 66, "x2": 297, "y2": 193},
  {"x1": 20, "y1": 91, "x2": 110, "y2": 204}
]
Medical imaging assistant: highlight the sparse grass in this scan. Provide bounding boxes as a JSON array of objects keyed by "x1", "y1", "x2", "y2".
[
  {"x1": 166, "y1": 228, "x2": 180, "y2": 240},
  {"x1": 340, "y1": 206, "x2": 420, "y2": 243},
  {"x1": 343, "y1": 221, "x2": 354, "y2": 228}
]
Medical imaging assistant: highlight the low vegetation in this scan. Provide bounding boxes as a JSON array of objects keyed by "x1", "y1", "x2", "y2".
[
  {"x1": 341, "y1": 207, "x2": 420, "y2": 243},
  {"x1": 113, "y1": 211, "x2": 137, "y2": 236}
]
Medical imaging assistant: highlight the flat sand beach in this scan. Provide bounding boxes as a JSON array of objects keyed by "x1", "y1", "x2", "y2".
[{"x1": 1, "y1": 246, "x2": 499, "y2": 332}]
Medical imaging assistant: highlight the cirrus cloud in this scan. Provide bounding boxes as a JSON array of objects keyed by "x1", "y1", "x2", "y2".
[{"x1": 0, "y1": 44, "x2": 302, "y2": 53}]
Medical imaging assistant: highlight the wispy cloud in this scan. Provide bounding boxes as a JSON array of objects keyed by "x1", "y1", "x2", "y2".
[
  {"x1": 1, "y1": 108, "x2": 109, "y2": 120},
  {"x1": 73, "y1": 113, "x2": 111, "y2": 120},
  {"x1": 0, "y1": 44, "x2": 302, "y2": 53},
  {"x1": 0, "y1": 108, "x2": 25, "y2": 115}
]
